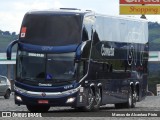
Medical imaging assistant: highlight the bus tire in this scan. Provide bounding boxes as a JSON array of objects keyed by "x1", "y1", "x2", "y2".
[
  {"x1": 26, "y1": 105, "x2": 50, "y2": 112},
  {"x1": 124, "y1": 87, "x2": 136, "y2": 108},
  {"x1": 134, "y1": 90, "x2": 138, "y2": 102},
  {"x1": 135, "y1": 85, "x2": 140, "y2": 101},
  {"x1": 132, "y1": 90, "x2": 136, "y2": 108},
  {"x1": 81, "y1": 88, "x2": 95, "y2": 111},
  {"x1": 93, "y1": 88, "x2": 101, "y2": 111}
]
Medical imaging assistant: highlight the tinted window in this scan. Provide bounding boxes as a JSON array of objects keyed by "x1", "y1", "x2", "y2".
[
  {"x1": 95, "y1": 16, "x2": 104, "y2": 41},
  {"x1": 46, "y1": 53, "x2": 75, "y2": 80},
  {"x1": 83, "y1": 16, "x2": 94, "y2": 40},
  {"x1": 20, "y1": 14, "x2": 82, "y2": 46}
]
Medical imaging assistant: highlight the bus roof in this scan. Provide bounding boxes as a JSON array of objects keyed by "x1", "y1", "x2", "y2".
[
  {"x1": 26, "y1": 8, "x2": 147, "y2": 23},
  {"x1": 95, "y1": 13, "x2": 147, "y2": 23},
  {"x1": 26, "y1": 8, "x2": 94, "y2": 16}
]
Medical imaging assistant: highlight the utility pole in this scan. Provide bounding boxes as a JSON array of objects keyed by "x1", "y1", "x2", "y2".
[{"x1": 140, "y1": 4, "x2": 147, "y2": 19}]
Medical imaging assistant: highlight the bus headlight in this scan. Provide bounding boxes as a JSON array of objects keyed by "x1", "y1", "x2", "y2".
[
  {"x1": 66, "y1": 97, "x2": 75, "y2": 103},
  {"x1": 16, "y1": 96, "x2": 22, "y2": 102}
]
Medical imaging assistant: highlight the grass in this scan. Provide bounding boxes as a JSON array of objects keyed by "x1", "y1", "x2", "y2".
[
  {"x1": 149, "y1": 29, "x2": 160, "y2": 35},
  {"x1": 151, "y1": 38, "x2": 160, "y2": 43}
]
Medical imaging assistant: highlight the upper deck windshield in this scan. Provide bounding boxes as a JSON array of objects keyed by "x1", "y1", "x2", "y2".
[{"x1": 19, "y1": 13, "x2": 82, "y2": 46}]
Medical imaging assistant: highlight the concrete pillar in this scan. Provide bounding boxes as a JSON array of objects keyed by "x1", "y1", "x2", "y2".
[
  {"x1": 14, "y1": 64, "x2": 16, "y2": 80},
  {"x1": 7, "y1": 64, "x2": 11, "y2": 80}
]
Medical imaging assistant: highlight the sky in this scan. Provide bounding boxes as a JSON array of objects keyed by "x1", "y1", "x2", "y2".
[{"x1": 0, "y1": 0, "x2": 160, "y2": 34}]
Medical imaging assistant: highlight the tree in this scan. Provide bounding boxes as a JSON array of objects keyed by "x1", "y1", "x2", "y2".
[
  {"x1": 3, "y1": 31, "x2": 11, "y2": 36},
  {"x1": 12, "y1": 32, "x2": 16, "y2": 36}
]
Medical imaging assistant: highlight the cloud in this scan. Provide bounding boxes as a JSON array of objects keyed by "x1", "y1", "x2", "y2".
[
  {"x1": 0, "y1": 0, "x2": 63, "y2": 33},
  {"x1": 53, "y1": 0, "x2": 63, "y2": 8},
  {"x1": 13, "y1": 0, "x2": 63, "y2": 11},
  {"x1": 0, "y1": 0, "x2": 159, "y2": 33}
]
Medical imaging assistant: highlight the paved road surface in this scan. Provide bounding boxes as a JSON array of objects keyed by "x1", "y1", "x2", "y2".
[{"x1": 0, "y1": 95, "x2": 160, "y2": 120}]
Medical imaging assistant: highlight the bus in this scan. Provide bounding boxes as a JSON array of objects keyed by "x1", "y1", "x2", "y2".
[{"x1": 7, "y1": 8, "x2": 148, "y2": 112}]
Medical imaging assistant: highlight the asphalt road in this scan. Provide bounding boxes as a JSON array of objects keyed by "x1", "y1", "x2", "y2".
[{"x1": 0, "y1": 94, "x2": 160, "y2": 120}]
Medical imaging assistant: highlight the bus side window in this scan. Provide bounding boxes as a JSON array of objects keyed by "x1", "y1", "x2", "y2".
[
  {"x1": 104, "y1": 63, "x2": 109, "y2": 72},
  {"x1": 82, "y1": 27, "x2": 89, "y2": 41},
  {"x1": 109, "y1": 64, "x2": 113, "y2": 72}
]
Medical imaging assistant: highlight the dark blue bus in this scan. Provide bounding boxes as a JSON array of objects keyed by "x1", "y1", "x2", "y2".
[{"x1": 7, "y1": 8, "x2": 148, "y2": 112}]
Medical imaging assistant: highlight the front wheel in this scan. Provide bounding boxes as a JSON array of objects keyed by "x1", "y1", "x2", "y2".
[
  {"x1": 26, "y1": 105, "x2": 50, "y2": 112},
  {"x1": 80, "y1": 88, "x2": 95, "y2": 112},
  {"x1": 93, "y1": 88, "x2": 101, "y2": 111}
]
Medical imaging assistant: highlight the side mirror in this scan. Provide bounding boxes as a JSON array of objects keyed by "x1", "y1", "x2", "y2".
[{"x1": 6, "y1": 40, "x2": 18, "y2": 60}]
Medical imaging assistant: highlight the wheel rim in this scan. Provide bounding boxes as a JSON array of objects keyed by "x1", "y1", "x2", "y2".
[
  {"x1": 133, "y1": 92, "x2": 136, "y2": 106},
  {"x1": 128, "y1": 92, "x2": 132, "y2": 107},
  {"x1": 135, "y1": 92, "x2": 138, "y2": 101}
]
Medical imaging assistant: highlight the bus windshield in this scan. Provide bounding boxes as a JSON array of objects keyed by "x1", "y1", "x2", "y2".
[
  {"x1": 17, "y1": 51, "x2": 76, "y2": 84},
  {"x1": 19, "y1": 13, "x2": 82, "y2": 46}
]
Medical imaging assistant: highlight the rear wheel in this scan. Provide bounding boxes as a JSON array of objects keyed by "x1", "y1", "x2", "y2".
[
  {"x1": 115, "y1": 87, "x2": 136, "y2": 109},
  {"x1": 124, "y1": 87, "x2": 136, "y2": 108},
  {"x1": 135, "y1": 86, "x2": 139, "y2": 101},
  {"x1": 26, "y1": 105, "x2": 50, "y2": 112},
  {"x1": 93, "y1": 88, "x2": 101, "y2": 111},
  {"x1": 4, "y1": 90, "x2": 11, "y2": 99},
  {"x1": 132, "y1": 90, "x2": 136, "y2": 108}
]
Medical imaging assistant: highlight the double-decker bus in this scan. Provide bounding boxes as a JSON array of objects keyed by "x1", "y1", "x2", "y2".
[{"x1": 7, "y1": 8, "x2": 148, "y2": 112}]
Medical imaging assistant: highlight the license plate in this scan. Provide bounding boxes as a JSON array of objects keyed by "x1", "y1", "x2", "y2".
[{"x1": 38, "y1": 100, "x2": 49, "y2": 104}]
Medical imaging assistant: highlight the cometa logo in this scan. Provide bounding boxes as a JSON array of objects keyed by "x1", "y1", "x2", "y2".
[{"x1": 101, "y1": 44, "x2": 115, "y2": 57}]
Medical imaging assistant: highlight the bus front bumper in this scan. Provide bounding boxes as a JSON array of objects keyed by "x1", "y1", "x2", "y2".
[{"x1": 14, "y1": 86, "x2": 87, "y2": 107}]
